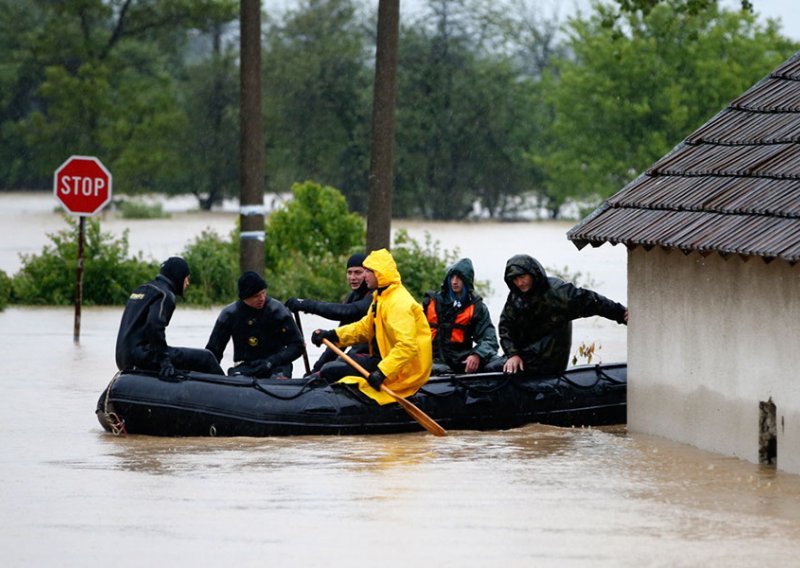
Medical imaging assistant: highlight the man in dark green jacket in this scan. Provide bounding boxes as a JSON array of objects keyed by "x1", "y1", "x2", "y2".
[
  {"x1": 488, "y1": 254, "x2": 627, "y2": 375},
  {"x1": 422, "y1": 258, "x2": 499, "y2": 374}
]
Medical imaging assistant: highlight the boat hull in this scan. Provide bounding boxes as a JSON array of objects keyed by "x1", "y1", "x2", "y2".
[{"x1": 97, "y1": 363, "x2": 627, "y2": 437}]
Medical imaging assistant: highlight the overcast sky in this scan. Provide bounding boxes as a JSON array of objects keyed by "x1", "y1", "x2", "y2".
[
  {"x1": 269, "y1": 1, "x2": 799, "y2": 41},
  {"x1": 724, "y1": 0, "x2": 800, "y2": 39},
  {"x1": 399, "y1": 0, "x2": 800, "y2": 40}
]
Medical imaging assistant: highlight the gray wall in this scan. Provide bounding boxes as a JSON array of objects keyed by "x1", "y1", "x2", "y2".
[{"x1": 628, "y1": 247, "x2": 800, "y2": 474}]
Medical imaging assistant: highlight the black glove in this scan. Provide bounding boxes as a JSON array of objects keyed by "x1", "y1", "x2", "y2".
[
  {"x1": 367, "y1": 368, "x2": 385, "y2": 390},
  {"x1": 229, "y1": 360, "x2": 272, "y2": 377},
  {"x1": 159, "y1": 359, "x2": 176, "y2": 379},
  {"x1": 311, "y1": 329, "x2": 338, "y2": 347},
  {"x1": 285, "y1": 298, "x2": 304, "y2": 312}
]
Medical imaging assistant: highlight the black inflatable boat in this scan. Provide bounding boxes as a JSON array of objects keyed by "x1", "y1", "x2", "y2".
[{"x1": 96, "y1": 363, "x2": 627, "y2": 437}]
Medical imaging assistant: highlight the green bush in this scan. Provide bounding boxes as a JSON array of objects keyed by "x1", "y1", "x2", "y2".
[
  {"x1": 182, "y1": 228, "x2": 239, "y2": 306},
  {"x1": 13, "y1": 217, "x2": 157, "y2": 305},
  {"x1": 265, "y1": 180, "x2": 365, "y2": 260},
  {"x1": 10, "y1": 183, "x2": 462, "y2": 308},
  {"x1": 197, "y1": 182, "x2": 463, "y2": 303},
  {"x1": 263, "y1": 181, "x2": 366, "y2": 302},
  {"x1": 267, "y1": 250, "x2": 354, "y2": 302},
  {"x1": 0, "y1": 269, "x2": 11, "y2": 310},
  {"x1": 546, "y1": 264, "x2": 599, "y2": 289},
  {"x1": 118, "y1": 199, "x2": 170, "y2": 219},
  {"x1": 391, "y1": 229, "x2": 458, "y2": 300},
  {"x1": 392, "y1": 230, "x2": 493, "y2": 300}
]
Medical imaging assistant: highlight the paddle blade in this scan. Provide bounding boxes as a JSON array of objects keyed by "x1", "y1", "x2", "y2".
[
  {"x1": 322, "y1": 338, "x2": 447, "y2": 437},
  {"x1": 382, "y1": 386, "x2": 447, "y2": 437}
]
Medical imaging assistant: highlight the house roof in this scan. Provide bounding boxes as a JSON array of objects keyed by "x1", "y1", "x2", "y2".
[{"x1": 568, "y1": 51, "x2": 800, "y2": 263}]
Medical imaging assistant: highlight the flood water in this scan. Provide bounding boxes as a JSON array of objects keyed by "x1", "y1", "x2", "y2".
[{"x1": 2, "y1": 192, "x2": 800, "y2": 566}]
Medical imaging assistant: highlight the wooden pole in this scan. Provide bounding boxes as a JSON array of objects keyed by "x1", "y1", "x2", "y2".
[
  {"x1": 366, "y1": 0, "x2": 400, "y2": 252},
  {"x1": 239, "y1": 0, "x2": 265, "y2": 275}
]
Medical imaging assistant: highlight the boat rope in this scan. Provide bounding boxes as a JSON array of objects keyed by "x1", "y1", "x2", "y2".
[
  {"x1": 250, "y1": 374, "x2": 330, "y2": 400},
  {"x1": 417, "y1": 374, "x2": 513, "y2": 398},
  {"x1": 553, "y1": 373, "x2": 602, "y2": 390},
  {"x1": 596, "y1": 366, "x2": 626, "y2": 385},
  {"x1": 180, "y1": 372, "x2": 327, "y2": 400},
  {"x1": 101, "y1": 372, "x2": 127, "y2": 436}
]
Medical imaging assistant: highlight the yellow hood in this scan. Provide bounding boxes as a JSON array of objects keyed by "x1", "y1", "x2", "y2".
[
  {"x1": 363, "y1": 248, "x2": 401, "y2": 288},
  {"x1": 336, "y1": 249, "x2": 432, "y2": 405}
]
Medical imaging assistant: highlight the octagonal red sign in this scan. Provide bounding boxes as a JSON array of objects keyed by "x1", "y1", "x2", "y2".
[{"x1": 53, "y1": 155, "x2": 113, "y2": 216}]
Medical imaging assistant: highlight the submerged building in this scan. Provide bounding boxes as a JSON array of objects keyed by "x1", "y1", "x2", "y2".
[{"x1": 568, "y1": 51, "x2": 800, "y2": 474}]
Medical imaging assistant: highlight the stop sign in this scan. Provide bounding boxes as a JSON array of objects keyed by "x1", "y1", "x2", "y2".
[{"x1": 53, "y1": 155, "x2": 113, "y2": 216}]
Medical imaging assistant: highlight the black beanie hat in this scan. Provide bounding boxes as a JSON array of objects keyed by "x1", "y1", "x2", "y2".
[
  {"x1": 238, "y1": 271, "x2": 267, "y2": 299},
  {"x1": 160, "y1": 256, "x2": 190, "y2": 296},
  {"x1": 347, "y1": 252, "x2": 367, "y2": 269}
]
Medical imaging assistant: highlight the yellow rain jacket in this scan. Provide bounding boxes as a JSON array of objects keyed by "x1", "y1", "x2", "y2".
[{"x1": 336, "y1": 249, "x2": 432, "y2": 405}]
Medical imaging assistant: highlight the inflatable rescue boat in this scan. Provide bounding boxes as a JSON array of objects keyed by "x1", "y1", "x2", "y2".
[{"x1": 96, "y1": 363, "x2": 626, "y2": 437}]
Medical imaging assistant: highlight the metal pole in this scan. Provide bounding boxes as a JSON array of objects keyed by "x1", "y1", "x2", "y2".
[{"x1": 74, "y1": 216, "x2": 85, "y2": 343}]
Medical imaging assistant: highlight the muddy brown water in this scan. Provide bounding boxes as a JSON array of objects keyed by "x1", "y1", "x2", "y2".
[{"x1": 2, "y1": 193, "x2": 800, "y2": 565}]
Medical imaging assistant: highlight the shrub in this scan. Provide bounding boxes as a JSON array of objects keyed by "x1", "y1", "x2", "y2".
[
  {"x1": 267, "y1": 250, "x2": 353, "y2": 302},
  {"x1": 0, "y1": 269, "x2": 11, "y2": 310},
  {"x1": 263, "y1": 181, "x2": 366, "y2": 301},
  {"x1": 391, "y1": 229, "x2": 458, "y2": 300},
  {"x1": 182, "y1": 228, "x2": 239, "y2": 306},
  {"x1": 12, "y1": 216, "x2": 156, "y2": 305},
  {"x1": 265, "y1": 180, "x2": 365, "y2": 261},
  {"x1": 10, "y1": 183, "x2": 462, "y2": 308},
  {"x1": 118, "y1": 200, "x2": 170, "y2": 219},
  {"x1": 392, "y1": 230, "x2": 493, "y2": 300},
  {"x1": 545, "y1": 264, "x2": 599, "y2": 289}
]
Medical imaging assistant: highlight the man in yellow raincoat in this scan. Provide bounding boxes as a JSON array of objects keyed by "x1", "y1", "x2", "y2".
[{"x1": 311, "y1": 248, "x2": 432, "y2": 405}]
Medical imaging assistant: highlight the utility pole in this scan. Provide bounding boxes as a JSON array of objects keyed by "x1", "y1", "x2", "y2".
[
  {"x1": 239, "y1": 0, "x2": 265, "y2": 275},
  {"x1": 366, "y1": 0, "x2": 399, "y2": 252}
]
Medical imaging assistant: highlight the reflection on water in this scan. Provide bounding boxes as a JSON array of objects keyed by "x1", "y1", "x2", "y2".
[{"x1": 3, "y1": 193, "x2": 800, "y2": 565}]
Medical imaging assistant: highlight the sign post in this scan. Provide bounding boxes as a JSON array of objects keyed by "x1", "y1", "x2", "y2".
[{"x1": 53, "y1": 156, "x2": 113, "y2": 343}]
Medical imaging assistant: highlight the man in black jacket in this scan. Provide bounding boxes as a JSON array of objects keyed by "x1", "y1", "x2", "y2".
[
  {"x1": 206, "y1": 271, "x2": 304, "y2": 378},
  {"x1": 488, "y1": 254, "x2": 628, "y2": 375},
  {"x1": 115, "y1": 256, "x2": 223, "y2": 377},
  {"x1": 285, "y1": 252, "x2": 372, "y2": 375}
]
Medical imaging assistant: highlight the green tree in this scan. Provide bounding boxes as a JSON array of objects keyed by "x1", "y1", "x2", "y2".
[
  {"x1": 171, "y1": 27, "x2": 240, "y2": 209},
  {"x1": 262, "y1": 0, "x2": 372, "y2": 204},
  {"x1": 600, "y1": 0, "x2": 754, "y2": 34},
  {"x1": 535, "y1": 3, "x2": 797, "y2": 215},
  {"x1": 394, "y1": 0, "x2": 551, "y2": 219},
  {"x1": 0, "y1": 0, "x2": 237, "y2": 195}
]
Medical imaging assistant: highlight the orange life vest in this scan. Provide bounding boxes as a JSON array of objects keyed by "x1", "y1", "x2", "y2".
[{"x1": 426, "y1": 300, "x2": 475, "y2": 344}]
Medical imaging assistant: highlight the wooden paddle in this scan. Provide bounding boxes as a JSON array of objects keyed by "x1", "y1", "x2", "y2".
[
  {"x1": 322, "y1": 338, "x2": 446, "y2": 437},
  {"x1": 292, "y1": 311, "x2": 312, "y2": 375}
]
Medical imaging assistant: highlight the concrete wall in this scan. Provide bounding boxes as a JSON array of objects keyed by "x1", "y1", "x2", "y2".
[{"x1": 628, "y1": 247, "x2": 800, "y2": 474}]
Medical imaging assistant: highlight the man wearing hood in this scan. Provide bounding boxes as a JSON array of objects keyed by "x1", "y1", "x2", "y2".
[
  {"x1": 489, "y1": 254, "x2": 628, "y2": 375},
  {"x1": 284, "y1": 252, "x2": 372, "y2": 375},
  {"x1": 310, "y1": 248, "x2": 432, "y2": 405},
  {"x1": 423, "y1": 258, "x2": 499, "y2": 374},
  {"x1": 115, "y1": 256, "x2": 223, "y2": 377},
  {"x1": 206, "y1": 271, "x2": 304, "y2": 378}
]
